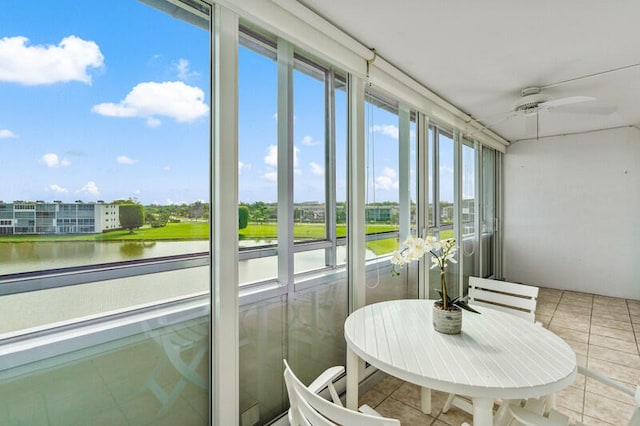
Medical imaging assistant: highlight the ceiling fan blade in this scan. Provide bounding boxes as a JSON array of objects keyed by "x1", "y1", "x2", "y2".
[
  {"x1": 548, "y1": 104, "x2": 617, "y2": 115},
  {"x1": 540, "y1": 96, "x2": 595, "y2": 110},
  {"x1": 524, "y1": 113, "x2": 538, "y2": 137}
]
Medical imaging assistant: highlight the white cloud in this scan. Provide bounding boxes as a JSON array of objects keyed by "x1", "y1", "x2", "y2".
[
  {"x1": 0, "y1": 35, "x2": 103, "y2": 85},
  {"x1": 41, "y1": 153, "x2": 71, "y2": 168},
  {"x1": 146, "y1": 117, "x2": 161, "y2": 127},
  {"x1": 92, "y1": 81, "x2": 209, "y2": 126},
  {"x1": 239, "y1": 161, "x2": 251, "y2": 175},
  {"x1": 47, "y1": 184, "x2": 68, "y2": 194},
  {"x1": 77, "y1": 181, "x2": 99, "y2": 196},
  {"x1": 117, "y1": 155, "x2": 138, "y2": 165},
  {"x1": 175, "y1": 58, "x2": 198, "y2": 80},
  {"x1": 0, "y1": 129, "x2": 18, "y2": 139},
  {"x1": 263, "y1": 145, "x2": 301, "y2": 179},
  {"x1": 301, "y1": 135, "x2": 320, "y2": 146},
  {"x1": 375, "y1": 167, "x2": 399, "y2": 190},
  {"x1": 310, "y1": 161, "x2": 324, "y2": 176},
  {"x1": 264, "y1": 145, "x2": 299, "y2": 168},
  {"x1": 163, "y1": 165, "x2": 171, "y2": 171},
  {"x1": 440, "y1": 165, "x2": 454, "y2": 175},
  {"x1": 372, "y1": 124, "x2": 399, "y2": 140},
  {"x1": 264, "y1": 145, "x2": 278, "y2": 167},
  {"x1": 263, "y1": 171, "x2": 277, "y2": 182}
]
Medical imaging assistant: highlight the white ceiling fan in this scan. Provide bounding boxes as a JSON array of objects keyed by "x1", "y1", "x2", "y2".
[{"x1": 469, "y1": 86, "x2": 616, "y2": 140}]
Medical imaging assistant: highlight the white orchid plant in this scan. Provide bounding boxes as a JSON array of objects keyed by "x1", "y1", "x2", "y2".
[{"x1": 391, "y1": 234, "x2": 478, "y2": 313}]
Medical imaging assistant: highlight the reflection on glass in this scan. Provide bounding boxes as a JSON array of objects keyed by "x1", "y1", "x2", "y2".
[
  {"x1": 438, "y1": 131, "x2": 454, "y2": 228},
  {"x1": 0, "y1": 316, "x2": 209, "y2": 425},
  {"x1": 482, "y1": 147, "x2": 496, "y2": 277},
  {"x1": 461, "y1": 141, "x2": 478, "y2": 293},
  {"x1": 293, "y1": 67, "x2": 326, "y2": 242},
  {"x1": 410, "y1": 119, "x2": 417, "y2": 234},
  {"x1": 428, "y1": 127, "x2": 435, "y2": 228},
  {"x1": 364, "y1": 94, "x2": 400, "y2": 258},
  {"x1": 119, "y1": 241, "x2": 157, "y2": 257},
  {"x1": 238, "y1": 39, "x2": 278, "y2": 283},
  {"x1": 335, "y1": 84, "x2": 348, "y2": 267}
]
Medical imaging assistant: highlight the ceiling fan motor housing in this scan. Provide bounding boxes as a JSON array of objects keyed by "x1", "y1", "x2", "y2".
[{"x1": 514, "y1": 87, "x2": 547, "y2": 114}]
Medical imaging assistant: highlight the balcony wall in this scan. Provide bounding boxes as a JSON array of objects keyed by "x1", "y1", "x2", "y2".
[{"x1": 503, "y1": 126, "x2": 640, "y2": 299}]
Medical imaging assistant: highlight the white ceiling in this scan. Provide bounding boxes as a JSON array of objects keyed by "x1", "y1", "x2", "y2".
[{"x1": 300, "y1": 0, "x2": 640, "y2": 142}]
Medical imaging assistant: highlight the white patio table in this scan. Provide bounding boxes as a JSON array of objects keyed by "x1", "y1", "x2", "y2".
[{"x1": 344, "y1": 299, "x2": 577, "y2": 426}]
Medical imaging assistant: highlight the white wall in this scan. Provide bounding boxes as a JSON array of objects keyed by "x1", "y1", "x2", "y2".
[{"x1": 503, "y1": 127, "x2": 640, "y2": 300}]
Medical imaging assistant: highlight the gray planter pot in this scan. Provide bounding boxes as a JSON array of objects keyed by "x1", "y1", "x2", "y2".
[{"x1": 432, "y1": 303, "x2": 462, "y2": 334}]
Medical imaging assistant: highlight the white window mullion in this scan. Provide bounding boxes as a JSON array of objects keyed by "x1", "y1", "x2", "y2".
[
  {"x1": 398, "y1": 105, "x2": 410, "y2": 243},
  {"x1": 212, "y1": 4, "x2": 239, "y2": 426},
  {"x1": 495, "y1": 151, "x2": 504, "y2": 279},
  {"x1": 325, "y1": 70, "x2": 337, "y2": 267},
  {"x1": 347, "y1": 74, "x2": 365, "y2": 312},
  {"x1": 475, "y1": 141, "x2": 483, "y2": 278},
  {"x1": 277, "y1": 39, "x2": 294, "y2": 291},
  {"x1": 453, "y1": 129, "x2": 462, "y2": 298},
  {"x1": 417, "y1": 113, "x2": 429, "y2": 299}
]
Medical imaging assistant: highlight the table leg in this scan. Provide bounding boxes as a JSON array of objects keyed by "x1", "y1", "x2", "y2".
[
  {"x1": 420, "y1": 387, "x2": 432, "y2": 415},
  {"x1": 471, "y1": 397, "x2": 493, "y2": 426},
  {"x1": 346, "y1": 347, "x2": 359, "y2": 410}
]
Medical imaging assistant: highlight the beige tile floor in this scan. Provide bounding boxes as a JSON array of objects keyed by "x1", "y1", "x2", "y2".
[{"x1": 359, "y1": 288, "x2": 640, "y2": 426}]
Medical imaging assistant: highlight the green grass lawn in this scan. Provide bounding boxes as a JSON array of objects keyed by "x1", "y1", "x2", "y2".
[
  {"x1": 239, "y1": 222, "x2": 398, "y2": 240},
  {"x1": 0, "y1": 222, "x2": 210, "y2": 242},
  {"x1": 0, "y1": 222, "x2": 452, "y2": 253}
]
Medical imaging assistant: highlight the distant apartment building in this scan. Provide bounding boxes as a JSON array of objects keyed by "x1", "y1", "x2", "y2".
[
  {"x1": 296, "y1": 203, "x2": 326, "y2": 222},
  {"x1": 365, "y1": 205, "x2": 398, "y2": 223},
  {"x1": 0, "y1": 201, "x2": 120, "y2": 235}
]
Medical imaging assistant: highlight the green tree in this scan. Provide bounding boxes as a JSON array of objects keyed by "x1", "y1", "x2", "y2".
[
  {"x1": 119, "y1": 204, "x2": 145, "y2": 234},
  {"x1": 239, "y1": 205, "x2": 249, "y2": 230},
  {"x1": 190, "y1": 201, "x2": 204, "y2": 219}
]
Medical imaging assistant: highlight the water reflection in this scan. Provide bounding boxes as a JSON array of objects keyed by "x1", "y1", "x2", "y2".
[
  {"x1": 0, "y1": 240, "x2": 209, "y2": 275},
  {"x1": 119, "y1": 241, "x2": 157, "y2": 258}
]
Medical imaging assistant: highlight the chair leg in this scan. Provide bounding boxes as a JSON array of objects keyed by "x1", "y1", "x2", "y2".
[{"x1": 493, "y1": 400, "x2": 515, "y2": 426}]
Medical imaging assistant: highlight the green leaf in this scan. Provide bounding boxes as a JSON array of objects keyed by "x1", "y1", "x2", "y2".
[{"x1": 453, "y1": 299, "x2": 481, "y2": 314}]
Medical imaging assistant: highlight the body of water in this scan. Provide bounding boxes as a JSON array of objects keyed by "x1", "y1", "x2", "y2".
[
  {"x1": 0, "y1": 239, "x2": 379, "y2": 283},
  {"x1": 0, "y1": 241, "x2": 210, "y2": 275}
]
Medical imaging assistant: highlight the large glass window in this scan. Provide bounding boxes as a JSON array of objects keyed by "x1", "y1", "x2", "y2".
[
  {"x1": 0, "y1": 0, "x2": 211, "y2": 424},
  {"x1": 364, "y1": 91, "x2": 418, "y2": 303},
  {"x1": 238, "y1": 30, "x2": 278, "y2": 285},
  {"x1": 0, "y1": 1, "x2": 210, "y2": 276},
  {"x1": 428, "y1": 126, "x2": 459, "y2": 299},
  {"x1": 481, "y1": 146, "x2": 497, "y2": 278},
  {"x1": 461, "y1": 139, "x2": 478, "y2": 293},
  {"x1": 236, "y1": 27, "x2": 349, "y2": 425},
  {"x1": 364, "y1": 92, "x2": 400, "y2": 259}
]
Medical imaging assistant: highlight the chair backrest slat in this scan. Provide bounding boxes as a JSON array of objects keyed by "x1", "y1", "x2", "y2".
[{"x1": 468, "y1": 276, "x2": 538, "y2": 323}]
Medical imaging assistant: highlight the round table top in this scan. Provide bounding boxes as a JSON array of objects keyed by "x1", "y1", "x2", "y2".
[{"x1": 344, "y1": 299, "x2": 577, "y2": 399}]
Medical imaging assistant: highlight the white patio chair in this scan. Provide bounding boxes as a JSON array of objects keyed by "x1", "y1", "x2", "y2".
[
  {"x1": 283, "y1": 359, "x2": 400, "y2": 426},
  {"x1": 443, "y1": 276, "x2": 541, "y2": 415},
  {"x1": 508, "y1": 365, "x2": 640, "y2": 426},
  {"x1": 467, "y1": 276, "x2": 539, "y2": 322}
]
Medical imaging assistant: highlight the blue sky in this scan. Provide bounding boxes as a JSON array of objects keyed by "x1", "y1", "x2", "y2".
[
  {"x1": 0, "y1": 0, "x2": 453, "y2": 206},
  {"x1": 0, "y1": 1, "x2": 209, "y2": 205}
]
